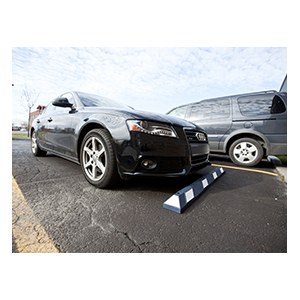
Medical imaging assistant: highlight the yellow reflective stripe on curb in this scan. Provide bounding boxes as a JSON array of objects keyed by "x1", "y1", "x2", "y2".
[
  {"x1": 211, "y1": 164, "x2": 278, "y2": 177},
  {"x1": 12, "y1": 176, "x2": 59, "y2": 253}
]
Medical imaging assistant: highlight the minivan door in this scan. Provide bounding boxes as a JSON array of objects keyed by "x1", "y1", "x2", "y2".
[
  {"x1": 186, "y1": 98, "x2": 232, "y2": 151},
  {"x1": 236, "y1": 93, "x2": 287, "y2": 155}
]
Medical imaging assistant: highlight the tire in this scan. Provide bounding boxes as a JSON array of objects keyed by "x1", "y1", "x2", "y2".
[
  {"x1": 80, "y1": 129, "x2": 120, "y2": 188},
  {"x1": 229, "y1": 138, "x2": 264, "y2": 167},
  {"x1": 31, "y1": 130, "x2": 47, "y2": 156}
]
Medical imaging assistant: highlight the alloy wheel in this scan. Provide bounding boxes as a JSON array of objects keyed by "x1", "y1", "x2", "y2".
[
  {"x1": 233, "y1": 141, "x2": 258, "y2": 164},
  {"x1": 82, "y1": 136, "x2": 107, "y2": 181}
]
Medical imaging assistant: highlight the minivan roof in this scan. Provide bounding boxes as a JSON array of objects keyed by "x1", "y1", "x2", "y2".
[{"x1": 167, "y1": 89, "x2": 286, "y2": 113}]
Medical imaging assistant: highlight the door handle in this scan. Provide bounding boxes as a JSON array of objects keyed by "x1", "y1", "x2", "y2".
[{"x1": 48, "y1": 117, "x2": 53, "y2": 122}]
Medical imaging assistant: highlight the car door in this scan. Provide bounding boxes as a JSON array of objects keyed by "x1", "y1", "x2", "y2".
[
  {"x1": 36, "y1": 102, "x2": 56, "y2": 150},
  {"x1": 46, "y1": 93, "x2": 77, "y2": 157},
  {"x1": 186, "y1": 98, "x2": 232, "y2": 151}
]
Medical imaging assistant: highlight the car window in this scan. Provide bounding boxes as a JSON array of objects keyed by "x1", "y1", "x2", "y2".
[
  {"x1": 77, "y1": 92, "x2": 130, "y2": 109},
  {"x1": 167, "y1": 106, "x2": 188, "y2": 119},
  {"x1": 270, "y1": 95, "x2": 286, "y2": 114},
  {"x1": 42, "y1": 102, "x2": 56, "y2": 115},
  {"x1": 188, "y1": 98, "x2": 230, "y2": 121},
  {"x1": 238, "y1": 94, "x2": 286, "y2": 116}
]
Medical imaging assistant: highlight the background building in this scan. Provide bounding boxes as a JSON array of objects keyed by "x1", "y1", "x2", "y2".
[{"x1": 29, "y1": 105, "x2": 46, "y2": 128}]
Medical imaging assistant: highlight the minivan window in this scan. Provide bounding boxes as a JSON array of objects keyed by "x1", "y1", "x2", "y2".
[
  {"x1": 238, "y1": 94, "x2": 286, "y2": 116},
  {"x1": 168, "y1": 106, "x2": 188, "y2": 119},
  {"x1": 188, "y1": 98, "x2": 230, "y2": 121}
]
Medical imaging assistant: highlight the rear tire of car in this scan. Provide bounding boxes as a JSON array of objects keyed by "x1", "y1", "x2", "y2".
[
  {"x1": 229, "y1": 138, "x2": 264, "y2": 167},
  {"x1": 31, "y1": 130, "x2": 47, "y2": 156},
  {"x1": 80, "y1": 129, "x2": 120, "y2": 188}
]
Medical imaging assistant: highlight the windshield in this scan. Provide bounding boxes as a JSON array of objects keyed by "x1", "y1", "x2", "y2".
[{"x1": 76, "y1": 92, "x2": 131, "y2": 109}]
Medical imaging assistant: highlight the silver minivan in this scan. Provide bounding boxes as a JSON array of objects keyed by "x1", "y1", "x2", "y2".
[{"x1": 167, "y1": 90, "x2": 287, "y2": 167}]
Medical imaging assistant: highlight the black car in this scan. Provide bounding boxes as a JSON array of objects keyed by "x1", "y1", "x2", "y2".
[
  {"x1": 167, "y1": 90, "x2": 287, "y2": 167},
  {"x1": 31, "y1": 92, "x2": 210, "y2": 188}
]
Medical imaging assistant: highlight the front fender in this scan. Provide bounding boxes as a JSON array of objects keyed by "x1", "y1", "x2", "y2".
[{"x1": 77, "y1": 113, "x2": 130, "y2": 140}]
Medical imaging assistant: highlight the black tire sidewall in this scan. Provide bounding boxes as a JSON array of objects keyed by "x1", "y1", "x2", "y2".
[{"x1": 229, "y1": 138, "x2": 264, "y2": 167}]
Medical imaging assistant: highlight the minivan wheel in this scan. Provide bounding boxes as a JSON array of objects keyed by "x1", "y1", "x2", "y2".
[
  {"x1": 229, "y1": 138, "x2": 264, "y2": 167},
  {"x1": 80, "y1": 129, "x2": 120, "y2": 188}
]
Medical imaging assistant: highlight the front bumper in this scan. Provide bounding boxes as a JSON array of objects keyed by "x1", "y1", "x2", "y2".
[{"x1": 113, "y1": 126, "x2": 210, "y2": 179}]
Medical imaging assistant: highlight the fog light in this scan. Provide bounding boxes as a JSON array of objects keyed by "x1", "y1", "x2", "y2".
[{"x1": 141, "y1": 159, "x2": 157, "y2": 170}]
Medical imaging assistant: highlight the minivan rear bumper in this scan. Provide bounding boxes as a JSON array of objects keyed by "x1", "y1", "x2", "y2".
[{"x1": 269, "y1": 143, "x2": 287, "y2": 156}]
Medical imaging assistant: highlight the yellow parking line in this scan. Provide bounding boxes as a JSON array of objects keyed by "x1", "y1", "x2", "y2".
[
  {"x1": 211, "y1": 164, "x2": 278, "y2": 177},
  {"x1": 12, "y1": 176, "x2": 59, "y2": 253}
]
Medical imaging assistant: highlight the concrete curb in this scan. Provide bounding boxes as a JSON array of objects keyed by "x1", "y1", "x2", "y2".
[
  {"x1": 276, "y1": 166, "x2": 287, "y2": 183},
  {"x1": 12, "y1": 138, "x2": 31, "y2": 141}
]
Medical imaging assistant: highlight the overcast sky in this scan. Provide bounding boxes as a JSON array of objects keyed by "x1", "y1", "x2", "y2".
[{"x1": 11, "y1": 47, "x2": 286, "y2": 123}]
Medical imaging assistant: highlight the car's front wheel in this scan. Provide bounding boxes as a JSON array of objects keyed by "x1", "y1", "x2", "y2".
[
  {"x1": 31, "y1": 130, "x2": 47, "y2": 156},
  {"x1": 80, "y1": 129, "x2": 120, "y2": 188},
  {"x1": 229, "y1": 138, "x2": 264, "y2": 167}
]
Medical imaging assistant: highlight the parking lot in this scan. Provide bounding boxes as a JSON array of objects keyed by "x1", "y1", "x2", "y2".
[{"x1": 12, "y1": 139, "x2": 287, "y2": 253}]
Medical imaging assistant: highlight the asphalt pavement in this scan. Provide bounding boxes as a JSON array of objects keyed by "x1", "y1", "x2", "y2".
[{"x1": 12, "y1": 139, "x2": 287, "y2": 253}]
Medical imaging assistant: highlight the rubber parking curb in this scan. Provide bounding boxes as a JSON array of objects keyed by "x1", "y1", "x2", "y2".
[{"x1": 163, "y1": 167, "x2": 225, "y2": 214}]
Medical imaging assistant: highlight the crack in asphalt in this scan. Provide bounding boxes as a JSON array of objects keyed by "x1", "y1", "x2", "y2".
[{"x1": 116, "y1": 231, "x2": 143, "y2": 253}]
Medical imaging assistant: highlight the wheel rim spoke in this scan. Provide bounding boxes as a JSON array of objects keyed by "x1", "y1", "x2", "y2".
[
  {"x1": 247, "y1": 145, "x2": 257, "y2": 153},
  {"x1": 236, "y1": 154, "x2": 245, "y2": 162},
  {"x1": 92, "y1": 137, "x2": 97, "y2": 152},
  {"x1": 247, "y1": 153, "x2": 256, "y2": 161},
  {"x1": 92, "y1": 164, "x2": 97, "y2": 179},
  {"x1": 84, "y1": 146, "x2": 93, "y2": 157},
  {"x1": 96, "y1": 160, "x2": 105, "y2": 174}
]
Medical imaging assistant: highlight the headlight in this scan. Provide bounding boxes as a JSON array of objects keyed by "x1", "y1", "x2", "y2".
[
  {"x1": 127, "y1": 120, "x2": 178, "y2": 138},
  {"x1": 195, "y1": 132, "x2": 207, "y2": 142}
]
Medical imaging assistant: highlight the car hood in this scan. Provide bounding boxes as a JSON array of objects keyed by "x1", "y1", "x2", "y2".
[
  {"x1": 126, "y1": 109, "x2": 197, "y2": 128},
  {"x1": 85, "y1": 107, "x2": 200, "y2": 129}
]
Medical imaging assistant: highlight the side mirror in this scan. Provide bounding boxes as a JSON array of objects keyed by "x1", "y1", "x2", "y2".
[{"x1": 52, "y1": 97, "x2": 73, "y2": 108}]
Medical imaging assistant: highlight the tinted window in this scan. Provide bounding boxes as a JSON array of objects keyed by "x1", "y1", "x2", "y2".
[
  {"x1": 238, "y1": 94, "x2": 286, "y2": 116},
  {"x1": 77, "y1": 92, "x2": 131, "y2": 109},
  {"x1": 43, "y1": 102, "x2": 56, "y2": 115},
  {"x1": 188, "y1": 99, "x2": 230, "y2": 121},
  {"x1": 168, "y1": 106, "x2": 188, "y2": 119},
  {"x1": 270, "y1": 95, "x2": 286, "y2": 114}
]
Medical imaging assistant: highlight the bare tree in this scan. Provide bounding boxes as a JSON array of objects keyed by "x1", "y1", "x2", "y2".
[{"x1": 19, "y1": 84, "x2": 41, "y2": 137}]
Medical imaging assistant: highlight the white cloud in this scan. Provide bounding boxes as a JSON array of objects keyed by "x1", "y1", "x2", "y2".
[{"x1": 12, "y1": 47, "x2": 287, "y2": 122}]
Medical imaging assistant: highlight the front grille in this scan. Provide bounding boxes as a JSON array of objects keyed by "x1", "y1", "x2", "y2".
[
  {"x1": 184, "y1": 129, "x2": 207, "y2": 143},
  {"x1": 191, "y1": 154, "x2": 208, "y2": 165},
  {"x1": 158, "y1": 157, "x2": 185, "y2": 173}
]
